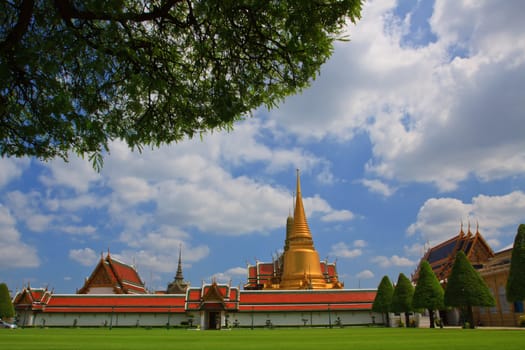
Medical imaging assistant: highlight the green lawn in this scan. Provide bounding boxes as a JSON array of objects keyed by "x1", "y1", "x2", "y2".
[{"x1": 1, "y1": 327, "x2": 523, "y2": 350}]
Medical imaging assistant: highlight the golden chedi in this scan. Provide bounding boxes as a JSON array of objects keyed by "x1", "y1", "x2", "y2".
[{"x1": 279, "y1": 170, "x2": 342, "y2": 289}]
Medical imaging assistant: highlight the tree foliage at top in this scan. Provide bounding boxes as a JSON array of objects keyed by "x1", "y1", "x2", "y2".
[
  {"x1": 1, "y1": 0, "x2": 362, "y2": 169},
  {"x1": 412, "y1": 260, "x2": 444, "y2": 328},
  {"x1": 391, "y1": 273, "x2": 414, "y2": 327},
  {"x1": 444, "y1": 251, "x2": 495, "y2": 328},
  {"x1": 372, "y1": 275, "x2": 394, "y2": 326},
  {"x1": 0, "y1": 283, "x2": 15, "y2": 319},
  {"x1": 506, "y1": 223, "x2": 525, "y2": 302}
]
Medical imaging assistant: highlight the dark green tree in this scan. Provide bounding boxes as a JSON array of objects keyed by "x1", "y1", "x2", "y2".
[
  {"x1": 372, "y1": 275, "x2": 394, "y2": 327},
  {"x1": 0, "y1": 283, "x2": 15, "y2": 320},
  {"x1": 391, "y1": 273, "x2": 414, "y2": 327},
  {"x1": 1, "y1": 0, "x2": 362, "y2": 169},
  {"x1": 412, "y1": 260, "x2": 444, "y2": 328},
  {"x1": 507, "y1": 224, "x2": 525, "y2": 303},
  {"x1": 444, "y1": 251, "x2": 495, "y2": 328}
]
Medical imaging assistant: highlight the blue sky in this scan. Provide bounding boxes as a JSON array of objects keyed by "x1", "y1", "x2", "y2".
[{"x1": 2, "y1": 0, "x2": 525, "y2": 294}]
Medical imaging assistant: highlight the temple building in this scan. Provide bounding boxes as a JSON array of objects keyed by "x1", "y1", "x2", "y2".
[
  {"x1": 77, "y1": 251, "x2": 146, "y2": 294},
  {"x1": 413, "y1": 224, "x2": 524, "y2": 327},
  {"x1": 413, "y1": 223, "x2": 494, "y2": 284},
  {"x1": 13, "y1": 172, "x2": 378, "y2": 329},
  {"x1": 244, "y1": 170, "x2": 342, "y2": 290}
]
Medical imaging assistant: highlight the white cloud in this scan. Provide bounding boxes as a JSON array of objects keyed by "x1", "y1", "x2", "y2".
[
  {"x1": 69, "y1": 248, "x2": 98, "y2": 266},
  {"x1": 356, "y1": 270, "x2": 374, "y2": 279},
  {"x1": 321, "y1": 209, "x2": 354, "y2": 222},
  {"x1": 407, "y1": 191, "x2": 525, "y2": 249},
  {"x1": 329, "y1": 242, "x2": 362, "y2": 259},
  {"x1": 212, "y1": 267, "x2": 248, "y2": 284},
  {"x1": 39, "y1": 156, "x2": 101, "y2": 193},
  {"x1": 371, "y1": 255, "x2": 415, "y2": 268},
  {"x1": 0, "y1": 205, "x2": 39, "y2": 268},
  {"x1": 353, "y1": 240, "x2": 367, "y2": 248},
  {"x1": 0, "y1": 158, "x2": 29, "y2": 188},
  {"x1": 360, "y1": 179, "x2": 396, "y2": 197},
  {"x1": 61, "y1": 225, "x2": 97, "y2": 236},
  {"x1": 265, "y1": 0, "x2": 525, "y2": 192}
]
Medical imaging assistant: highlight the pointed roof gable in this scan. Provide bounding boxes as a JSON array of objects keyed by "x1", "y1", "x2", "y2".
[
  {"x1": 78, "y1": 252, "x2": 146, "y2": 294},
  {"x1": 185, "y1": 281, "x2": 240, "y2": 311},
  {"x1": 415, "y1": 224, "x2": 495, "y2": 283}
]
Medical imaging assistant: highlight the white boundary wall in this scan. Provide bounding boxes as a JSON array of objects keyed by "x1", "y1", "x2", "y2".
[{"x1": 18, "y1": 310, "x2": 381, "y2": 328}]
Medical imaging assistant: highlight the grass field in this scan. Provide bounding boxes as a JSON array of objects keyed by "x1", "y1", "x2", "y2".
[{"x1": 1, "y1": 327, "x2": 524, "y2": 350}]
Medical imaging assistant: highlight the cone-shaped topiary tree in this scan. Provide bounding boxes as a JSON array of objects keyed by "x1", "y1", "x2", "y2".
[
  {"x1": 444, "y1": 251, "x2": 495, "y2": 328},
  {"x1": 413, "y1": 260, "x2": 444, "y2": 328},
  {"x1": 391, "y1": 273, "x2": 414, "y2": 327},
  {"x1": 0, "y1": 283, "x2": 15, "y2": 320},
  {"x1": 507, "y1": 224, "x2": 525, "y2": 303},
  {"x1": 372, "y1": 275, "x2": 395, "y2": 326}
]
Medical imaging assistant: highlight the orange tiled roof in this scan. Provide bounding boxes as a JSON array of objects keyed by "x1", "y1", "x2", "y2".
[
  {"x1": 239, "y1": 289, "x2": 375, "y2": 312},
  {"x1": 42, "y1": 294, "x2": 186, "y2": 313},
  {"x1": 78, "y1": 253, "x2": 147, "y2": 294}
]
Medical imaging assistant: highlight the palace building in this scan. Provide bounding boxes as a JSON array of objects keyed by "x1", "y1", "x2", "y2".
[
  {"x1": 13, "y1": 171, "x2": 378, "y2": 329},
  {"x1": 413, "y1": 224, "x2": 524, "y2": 327}
]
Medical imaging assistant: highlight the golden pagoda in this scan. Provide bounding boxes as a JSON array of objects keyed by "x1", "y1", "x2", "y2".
[{"x1": 278, "y1": 170, "x2": 342, "y2": 289}]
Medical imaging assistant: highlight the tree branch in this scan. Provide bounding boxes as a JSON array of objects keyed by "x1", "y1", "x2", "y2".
[
  {"x1": 0, "y1": 0, "x2": 35, "y2": 53},
  {"x1": 53, "y1": 0, "x2": 183, "y2": 22}
]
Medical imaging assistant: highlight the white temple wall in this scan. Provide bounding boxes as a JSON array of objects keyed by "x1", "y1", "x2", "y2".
[
  {"x1": 28, "y1": 312, "x2": 189, "y2": 327},
  {"x1": 20, "y1": 310, "x2": 380, "y2": 328},
  {"x1": 227, "y1": 311, "x2": 380, "y2": 328}
]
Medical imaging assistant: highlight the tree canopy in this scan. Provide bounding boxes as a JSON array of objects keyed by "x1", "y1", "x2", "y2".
[
  {"x1": 0, "y1": 283, "x2": 15, "y2": 320},
  {"x1": 391, "y1": 273, "x2": 414, "y2": 327},
  {"x1": 444, "y1": 251, "x2": 495, "y2": 328},
  {"x1": 372, "y1": 275, "x2": 394, "y2": 326},
  {"x1": 506, "y1": 223, "x2": 525, "y2": 302},
  {"x1": 1, "y1": 0, "x2": 362, "y2": 169},
  {"x1": 412, "y1": 260, "x2": 444, "y2": 328}
]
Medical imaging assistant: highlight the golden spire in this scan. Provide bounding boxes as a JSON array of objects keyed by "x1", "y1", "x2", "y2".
[
  {"x1": 278, "y1": 169, "x2": 335, "y2": 289},
  {"x1": 291, "y1": 169, "x2": 313, "y2": 240}
]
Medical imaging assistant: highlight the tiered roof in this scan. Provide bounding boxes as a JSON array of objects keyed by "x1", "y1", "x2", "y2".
[
  {"x1": 13, "y1": 286, "x2": 52, "y2": 311},
  {"x1": 185, "y1": 281, "x2": 240, "y2": 312},
  {"x1": 78, "y1": 252, "x2": 146, "y2": 294},
  {"x1": 414, "y1": 223, "x2": 494, "y2": 283}
]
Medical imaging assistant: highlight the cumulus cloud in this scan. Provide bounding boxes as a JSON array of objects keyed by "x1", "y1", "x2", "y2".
[
  {"x1": 371, "y1": 255, "x2": 415, "y2": 268},
  {"x1": 266, "y1": 0, "x2": 525, "y2": 191},
  {"x1": 407, "y1": 191, "x2": 525, "y2": 249},
  {"x1": 353, "y1": 240, "x2": 367, "y2": 248},
  {"x1": 321, "y1": 209, "x2": 354, "y2": 222},
  {"x1": 329, "y1": 242, "x2": 362, "y2": 259},
  {"x1": 0, "y1": 205, "x2": 39, "y2": 268},
  {"x1": 0, "y1": 158, "x2": 29, "y2": 188},
  {"x1": 360, "y1": 179, "x2": 396, "y2": 197},
  {"x1": 39, "y1": 156, "x2": 101, "y2": 193},
  {"x1": 69, "y1": 248, "x2": 99, "y2": 267},
  {"x1": 356, "y1": 270, "x2": 374, "y2": 279},
  {"x1": 211, "y1": 267, "x2": 248, "y2": 284}
]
